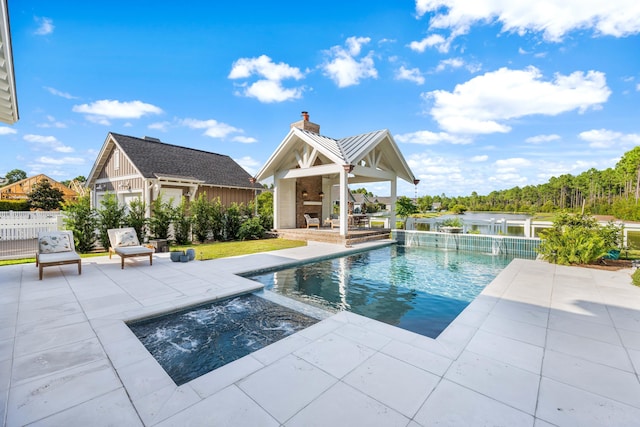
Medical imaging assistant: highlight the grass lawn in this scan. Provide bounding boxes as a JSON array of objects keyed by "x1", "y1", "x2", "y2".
[{"x1": 0, "y1": 239, "x2": 307, "y2": 266}]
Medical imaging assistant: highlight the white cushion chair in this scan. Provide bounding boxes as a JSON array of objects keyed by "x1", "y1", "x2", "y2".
[
  {"x1": 107, "y1": 227, "x2": 153, "y2": 269},
  {"x1": 36, "y1": 230, "x2": 81, "y2": 280},
  {"x1": 303, "y1": 214, "x2": 320, "y2": 229}
]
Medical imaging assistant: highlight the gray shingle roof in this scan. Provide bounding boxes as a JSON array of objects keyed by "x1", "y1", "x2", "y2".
[{"x1": 110, "y1": 133, "x2": 259, "y2": 189}]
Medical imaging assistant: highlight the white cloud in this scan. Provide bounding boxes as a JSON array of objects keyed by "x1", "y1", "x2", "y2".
[
  {"x1": 148, "y1": 121, "x2": 171, "y2": 132},
  {"x1": 470, "y1": 155, "x2": 488, "y2": 162},
  {"x1": 35, "y1": 156, "x2": 84, "y2": 165},
  {"x1": 495, "y1": 158, "x2": 532, "y2": 169},
  {"x1": 637, "y1": 83, "x2": 640, "y2": 91},
  {"x1": 72, "y1": 100, "x2": 163, "y2": 125},
  {"x1": 181, "y1": 118, "x2": 240, "y2": 138},
  {"x1": 415, "y1": 0, "x2": 640, "y2": 42},
  {"x1": 425, "y1": 67, "x2": 611, "y2": 134},
  {"x1": 228, "y1": 55, "x2": 305, "y2": 103},
  {"x1": 34, "y1": 17, "x2": 54, "y2": 35},
  {"x1": 37, "y1": 115, "x2": 67, "y2": 129},
  {"x1": 232, "y1": 136, "x2": 258, "y2": 144},
  {"x1": 0, "y1": 127, "x2": 17, "y2": 135},
  {"x1": 408, "y1": 34, "x2": 450, "y2": 53},
  {"x1": 579, "y1": 129, "x2": 640, "y2": 148},
  {"x1": 44, "y1": 86, "x2": 78, "y2": 99},
  {"x1": 395, "y1": 66, "x2": 425, "y2": 85},
  {"x1": 323, "y1": 36, "x2": 378, "y2": 88},
  {"x1": 24, "y1": 134, "x2": 74, "y2": 153},
  {"x1": 525, "y1": 134, "x2": 561, "y2": 144},
  {"x1": 395, "y1": 130, "x2": 470, "y2": 145},
  {"x1": 234, "y1": 156, "x2": 261, "y2": 175},
  {"x1": 435, "y1": 58, "x2": 463, "y2": 72}
]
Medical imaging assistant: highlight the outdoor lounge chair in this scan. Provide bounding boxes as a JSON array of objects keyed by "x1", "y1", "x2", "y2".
[
  {"x1": 107, "y1": 227, "x2": 153, "y2": 269},
  {"x1": 304, "y1": 214, "x2": 320, "y2": 229},
  {"x1": 36, "y1": 230, "x2": 81, "y2": 280}
]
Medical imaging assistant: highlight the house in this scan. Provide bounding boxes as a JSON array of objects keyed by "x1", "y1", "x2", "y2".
[
  {"x1": 254, "y1": 112, "x2": 417, "y2": 236},
  {"x1": 86, "y1": 133, "x2": 261, "y2": 215},
  {"x1": 0, "y1": 174, "x2": 77, "y2": 204}
]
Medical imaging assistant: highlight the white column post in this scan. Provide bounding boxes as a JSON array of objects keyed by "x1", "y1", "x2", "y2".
[
  {"x1": 273, "y1": 179, "x2": 280, "y2": 229},
  {"x1": 339, "y1": 165, "x2": 353, "y2": 236},
  {"x1": 390, "y1": 177, "x2": 397, "y2": 229}
]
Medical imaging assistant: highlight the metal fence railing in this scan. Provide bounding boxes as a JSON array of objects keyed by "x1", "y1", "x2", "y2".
[
  {"x1": 0, "y1": 211, "x2": 66, "y2": 260},
  {"x1": 392, "y1": 230, "x2": 541, "y2": 260}
]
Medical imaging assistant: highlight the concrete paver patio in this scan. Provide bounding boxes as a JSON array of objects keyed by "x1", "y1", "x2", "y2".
[{"x1": 2, "y1": 240, "x2": 640, "y2": 426}]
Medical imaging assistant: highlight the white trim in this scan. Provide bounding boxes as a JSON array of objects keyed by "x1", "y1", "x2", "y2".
[{"x1": 302, "y1": 201, "x2": 322, "y2": 206}]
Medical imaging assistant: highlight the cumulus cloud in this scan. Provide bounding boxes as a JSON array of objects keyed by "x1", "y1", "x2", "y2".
[
  {"x1": 229, "y1": 55, "x2": 304, "y2": 103},
  {"x1": 37, "y1": 115, "x2": 67, "y2": 129},
  {"x1": 44, "y1": 87, "x2": 78, "y2": 99},
  {"x1": 148, "y1": 121, "x2": 171, "y2": 132},
  {"x1": 395, "y1": 130, "x2": 471, "y2": 145},
  {"x1": 72, "y1": 100, "x2": 163, "y2": 125},
  {"x1": 34, "y1": 17, "x2": 54, "y2": 35},
  {"x1": 24, "y1": 134, "x2": 74, "y2": 153},
  {"x1": 470, "y1": 155, "x2": 488, "y2": 162},
  {"x1": 395, "y1": 66, "x2": 425, "y2": 85},
  {"x1": 408, "y1": 34, "x2": 450, "y2": 53},
  {"x1": 181, "y1": 118, "x2": 240, "y2": 139},
  {"x1": 323, "y1": 36, "x2": 378, "y2": 88},
  {"x1": 234, "y1": 156, "x2": 261, "y2": 175},
  {"x1": 232, "y1": 136, "x2": 258, "y2": 144},
  {"x1": 579, "y1": 129, "x2": 640, "y2": 148},
  {"x1": 424, "y1": 67, "x2": 611, "y2": 134},
  {"x1": 35, "y1": 156, "x2": 84, "y2": 165},
  {"x1": 415, "y1": 0, "x2": 640, "y2": 42},
  {"x1": 0, "y1": 127, "x2": 17, "y2": 135},
  {"x1": 525, "y1": 134, "x2": 561, "y2": 144}
]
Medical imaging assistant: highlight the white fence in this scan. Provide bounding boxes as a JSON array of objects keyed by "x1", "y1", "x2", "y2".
[{"x1": 0, "y1": 211, "x2": 66, "y2": 260}]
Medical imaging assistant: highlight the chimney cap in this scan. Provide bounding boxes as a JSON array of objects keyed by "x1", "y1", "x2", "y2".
[{"x1": 301, "y1": 111, "x2": 309, "y2": 121}]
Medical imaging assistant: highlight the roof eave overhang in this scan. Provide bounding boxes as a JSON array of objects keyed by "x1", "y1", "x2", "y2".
[{"x1": 0, "y1": 0, "x2": 18, "y2": 125}]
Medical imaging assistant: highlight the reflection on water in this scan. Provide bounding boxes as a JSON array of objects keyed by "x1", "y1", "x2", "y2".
[
  {"x1": 128, "y1": 294, "x2": 318, "y2": 385},
  {"x1": 247, "y1": 245, "x2": 512, "y2": 338}
]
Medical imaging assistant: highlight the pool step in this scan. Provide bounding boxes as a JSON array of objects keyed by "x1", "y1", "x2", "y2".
[{"x1": 274, "y1": 228, "x2": 391, "y2": 245}]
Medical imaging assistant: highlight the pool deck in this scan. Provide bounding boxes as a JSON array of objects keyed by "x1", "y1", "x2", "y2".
[{"x1": 2, "y1": 240, "x2": 640, "y2": 426}]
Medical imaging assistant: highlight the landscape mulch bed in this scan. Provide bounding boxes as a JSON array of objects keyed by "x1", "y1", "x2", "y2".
[{"x1": 581, "y1": 259, "x2": 633, "y2": 271}]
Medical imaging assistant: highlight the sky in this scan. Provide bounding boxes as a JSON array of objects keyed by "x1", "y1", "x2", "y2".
[{"x1": 3, "y1": 0, "x2": 640, "y2": 197}]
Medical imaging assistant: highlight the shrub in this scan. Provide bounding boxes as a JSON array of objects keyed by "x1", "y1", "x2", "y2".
[
  {"x1": 223, "y1": 203, "x2": 242, "y2": 241},
  {"x1": 441, "y1": 217, "x2": 463, "y2": 228},
  {"x1": 174, "y1": 197, "x2": 192, "y2": 245},
  {"x1": 190, "y1": 193, "x2": 212, "y2": 243},
  {"x1": 96, "y1": 193, "x2": 126, "y2": 249},
  {"x1": 125, "y1": 197, "x2": 147, "y2": 243},
  {"x1": 63, "y1": 195, "x2": 98, "y2": 253},
  {"x1": 148, "y1": 195, "x2": 174, "y2": 240},
  {"x1": 632, "y1": 269, "x2": 640, "y2": 287},
  {"x1": 210, "y1": 198, "x2": 225, "y2": 241},
  {"x1": 238, "y1": 216, "x2": 265, "y2": 240},
  {"x1": 0, "y1": 200, "x2": 29, "y2": 211}
]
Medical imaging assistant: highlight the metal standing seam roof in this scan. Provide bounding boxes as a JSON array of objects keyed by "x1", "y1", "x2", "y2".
[
  {"x1": 110, "y1": 133, "x2": 260, "y2": 189},
  {"x1": 295, "y1": 128, "x2": 388, "y2": 164}
]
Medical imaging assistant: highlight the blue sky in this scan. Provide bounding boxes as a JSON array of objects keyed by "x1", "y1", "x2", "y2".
[{"x1": 3, "y1": 0, "x2": 639, "y2": 197}]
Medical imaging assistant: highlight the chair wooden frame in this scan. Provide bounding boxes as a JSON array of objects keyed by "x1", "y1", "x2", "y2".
[
  {"x1": 107, "y1": 228, "x2": 153, "y2": 269},
  {"x1": 304, "y1": 214, "x2": 320, "y2": 229}
]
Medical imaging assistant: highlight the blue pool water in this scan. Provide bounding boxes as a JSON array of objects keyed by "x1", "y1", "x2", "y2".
[
  {"x1": 128, "y1": 294, "x2": 318, "y2": 385},
  {"x1": 245, "y1": 245, "x2": 513, "y2": 338}
]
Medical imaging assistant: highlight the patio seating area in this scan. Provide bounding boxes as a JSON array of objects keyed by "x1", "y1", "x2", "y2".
[{"x1": 2, "y1": 241, "x2": 640, "y2": 426}]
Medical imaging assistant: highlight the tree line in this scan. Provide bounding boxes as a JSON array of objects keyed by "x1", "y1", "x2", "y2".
[{"x1": 414, "y1": 146, "x2": 640, "y2": 221}]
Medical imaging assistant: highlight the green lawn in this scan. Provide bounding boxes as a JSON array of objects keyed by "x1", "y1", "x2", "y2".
[{"x1": 0, "y1": 239, "x2": 307, "y2": 266}]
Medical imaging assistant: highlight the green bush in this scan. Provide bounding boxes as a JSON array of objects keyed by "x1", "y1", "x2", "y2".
[
  {"x1": 97, "y1": 193, "x2": 126, "y2": 249},
  {"x1": 173, "y1": 197, "x2": 192, "y2": 245},
  {"x1": 125, "y1": 197, "x2": 147, "y2": 243},
  {"x1": 63, "y1": 196, "x2": 98, "y2": 253},
  {"x1": 0, "y1": 200, "x2": 29, "y2": 211},
  {"x1": 441, "y1": 217, "x2": 463, "y2": 227},
  {"x1": 537, "y1": 213, "x2": 621, "y2": 265},
  {"x1": 238, "y1": 216, "x2": 265, "y2": 240},
  {"x1": 223, "y1": 203, "x2": 242, "y2": 241},
  {"x1": 191, "y1": 193, "x2": 212, "y2": 243},
  {"x1": 632, "y1": 269, "x2": 640, "y2": 287},
  {"x1": 148, "y1": 195, "x2": 174, "y2": 240}
]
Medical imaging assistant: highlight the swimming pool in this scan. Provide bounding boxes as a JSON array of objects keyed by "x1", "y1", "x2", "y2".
[{"x1": 245, "y1": 245, "x2": 513, "y2": 338}]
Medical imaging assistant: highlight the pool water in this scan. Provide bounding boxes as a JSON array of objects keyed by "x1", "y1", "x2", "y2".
[
  {"x1": 128, "y1": 294, "x2": 318, "y2": 385},
  {"x1": 245, "y1": 245, "x2": 513, "y2": 338}
]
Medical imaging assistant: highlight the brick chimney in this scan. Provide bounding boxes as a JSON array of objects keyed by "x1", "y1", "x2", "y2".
[{"x1": 290, "y1": 111, "x2": 320, "y2": 134}]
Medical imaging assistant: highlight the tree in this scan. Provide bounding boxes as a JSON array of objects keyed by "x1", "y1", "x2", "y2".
[
  {"x1": 396, "y1": 196, "x2": 418, "y2": 229},
  {"x1": 96, "y1": 193, "x2": 126, "y2": 249},
  {"x1": 125, "y1": 197, "x2": 147, "y2": 243},
  {"x1": 191, "y1": 193, "x2": 213, "y2": 243},
  {"x1": 5, "y1": 169, "x2": 27, "y2": 184},
  {"x1": 148, "y1": 195, "x2": 174, "y2": 240},
  {"x1": 28, "y1": 179, "x2": 64, "y2": 210},
  {"x1": 63, "y1": 196, "x2": 98, "y2": 253}
]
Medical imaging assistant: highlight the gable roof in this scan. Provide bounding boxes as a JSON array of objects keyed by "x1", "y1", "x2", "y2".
[
  {"x1": 255, "y1": 127, "x2": 415, "y2": 184},
  {"x1": 87, "y1": 133, "x2": 260, "y2": 189}
]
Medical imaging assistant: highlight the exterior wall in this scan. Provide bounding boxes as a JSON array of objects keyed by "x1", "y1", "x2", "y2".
[
  {"x1": 0, "y1": 174, "x2": 77, "y2": 203},
  {"x1": 296, "y1": 176, "x2": 323, "y2": 228},
  {"x1": 194, "y1": 186, "x2": 256, "y2": 207},
  {"x1": 98, "y1": 147, "x2": 138, "y2": 180},
  {"x1": 276, "y1": 179, "x2": 296, "y2": 229}
]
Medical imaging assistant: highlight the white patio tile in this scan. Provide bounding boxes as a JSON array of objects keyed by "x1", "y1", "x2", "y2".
[
  {"x1": 188, "y1": 354, "x2": 264, "y2": 398},
  {"x1": 489, "y1": 299, "x2": 549, "y2": 328},
  {"x1": 333, "y1": 322, "x2": 393, "y2": 350},
  {"x1": 16, "y1": 311, "x2": 87, "y2": 336},
  {"x1": 542, "y1": 349, "x2": 640, "y2": 408},
  {"x1": 381, "y1": 339, "x2": 452, "y2": 376},
  {"x1": 11, "y1": 337, "x2": 107, "y2": 386},
  {"x1": 155, "y1": 385, "x2": 279, "y2": 427},
  {"x1": 546, "y1": 329, "x2": 634, "y2": 372},
  {"x1": 628, "y1": 348, "x2": 640, "y2": 375},
  {"x1": 7, "y1": 361, "x2": 122, "y2": 426},
  {"x1": 115, "y1": 356, "x2": 175, "y2": 401},
  {"x1": 101, "y1": 335, "x2": 151, "y2": 369},
  {"x1": 133, "y1": 383, "x2": 201, "y2": 425},
  {"x1": 466, "y1": 329, "x2": 543, "y2": 374},
  {"x1": 285, "y1": 381, "x2": 409, "y2": 427},
  {"x1": 444, "y1": 350, "x2": 540, "y2": 414},
  {"x1": 238, "y1": 354, "x2": 337, "y2": 423},
  {"x1": 548, "y1": 311, "x2": 621, "y2": 345},
  {"x1": 296, "y1": 318, "x2": 347, "y2": 340},
  {"x1": 436, "y1": 322, "x2": 477, "y2": 358},
  {"x1": 343, "y1": 352, "x2": 439, "y2": 418},
  {"x1": 414, "y1": 379, "x2": 534, "y2": 427},
  {"x1": 294, "y1": 332, "x2": 376, "y2": 378},
  {"x1": 250, "y1": 332, "x2": 312, "y2": 366},
  {"x1": 618, "y1": 327, "x2": 640, "y2": 351},
  {"x1": 479, "y1": 312, "x2": 547, "y2": 347},
  {"x1": 28, "y1": 388, "x2": 142, "y2": 427},
  {"x1": 536, "y1": 377, "x2": 640, "y2": 427},
  {"x1": 13, "y1": 321, "x2": 96, "y2": 357}
]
